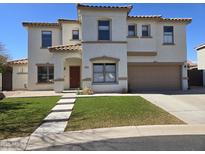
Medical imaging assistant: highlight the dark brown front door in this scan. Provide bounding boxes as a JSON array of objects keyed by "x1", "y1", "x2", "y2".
[{"x1": 70, "y1": 66, "x2": 80, "y2": 88}]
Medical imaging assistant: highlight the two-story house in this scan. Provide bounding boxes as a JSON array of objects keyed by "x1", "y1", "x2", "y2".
[{"x1": 20, "y1": 4, "x2": 191, "y2": 93}]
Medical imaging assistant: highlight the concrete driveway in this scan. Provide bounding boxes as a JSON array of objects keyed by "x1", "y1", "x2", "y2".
[{"x1": 141, "y1": 89, "x2": 205, "y2": 124}]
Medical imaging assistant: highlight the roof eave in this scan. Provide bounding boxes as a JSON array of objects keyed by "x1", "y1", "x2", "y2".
[
  {"x1": 57, "y1": 19, "x2": 80, "y2": 24},
  {"x1": 127, "y1": 16, "x2": 192, "y2": 24},
  {"x1": 48, "y1": 44, "x2": 82, "y2": 52},
  {"x1": 7, "y1": 59, "x2": 28, "y2": 65},
  {"x1": 195, "y1": 44, "x2": 205, "y2": 51},
  {"x1": 77, "y1": 3, "x2": 133, "y2": 13},
  {"x1": 22, "y1": 22, "x2": 60, "y2": 28}
]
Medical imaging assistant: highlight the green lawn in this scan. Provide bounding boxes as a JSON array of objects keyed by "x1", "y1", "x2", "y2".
[
  {"x1": 66, "y1": 96, "x2": 184, "y2": 131},
  {"x1": 0, "y1": 96, "x2": 60, "y2": 140}
]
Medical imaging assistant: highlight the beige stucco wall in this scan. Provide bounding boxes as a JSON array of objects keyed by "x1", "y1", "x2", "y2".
[
  {"x1": 61, "y1": 23, "x2": 81, "y2": 45},
  {"x1": 197, "y1": 48, "x2": 205, "y2": 70},
  {"x1": 12, "y1": 64, "x2": 28, "y2": 90},
  {"x1": 127, "y1": 20, "x2": 157, "y2": 52},
  {"x1": 80, "y1": 10, "x2": 127, "y2": 42},
  {"x1": 80, "y1": 9, "x2": 128, "y2": 92},
  {"x1": 82, "y1": 43, "x2": 128, "y2": 92},
  {"x1": 27, "y1": 27, "x2": 61, "y2": 90},
  {"x1": 127, "y1": 20, "x2": 187, "y2": 63}
]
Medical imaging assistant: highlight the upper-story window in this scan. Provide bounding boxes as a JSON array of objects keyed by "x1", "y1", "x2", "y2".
[
  {"x1": 142, "y1": 25, "x2": 151, "y2": 37},
  {"x1": 128, "y1": 25, "x2": 137, "y2": 37},
  {"x1": 41, "y1": 31, "x2": 52, "y2": 48},
  {"x1": 98, "y1": 20, "x2": 110, "y2": 40},
  {"x1": 72, "y1": 30, "x2": 79, "y2": 40},
  {"x1": 163, "y1": 26, "x2": 174, "y2": 44}
]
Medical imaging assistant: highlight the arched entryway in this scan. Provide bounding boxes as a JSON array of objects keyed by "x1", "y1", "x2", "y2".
[{"x1": 49, "y1": 44, "x2": 82, "y2": 92}]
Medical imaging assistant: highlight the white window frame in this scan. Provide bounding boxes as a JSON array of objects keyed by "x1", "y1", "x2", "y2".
[{"x1": 93, "y1": 63, "x2": 117, "y2": 83}]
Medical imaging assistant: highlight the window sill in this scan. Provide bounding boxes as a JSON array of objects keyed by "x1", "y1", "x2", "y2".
[
  {"x1": 140, "y1": 36, "x2": 152, "y2": 38},
  {"x1": 162, "y1": 43, "x2": 175, "y2": 45},
  {"x1": 92, "y1": 82, "x2": 119, "y2": 85},
  {"x1": 36, "y1": 82, "x2": 54, "y2": 85},
  {"x1": 97, "y1": 40, "x2": 112, "y2": 42},
  {"x1": 127, "y1": 36, "x2": 139, "y2": 38},
  {"x1": 70, "y1": 39, "x2": 81, "y2": 41},
  {"x1": 17, "y1": 72, "x2": 28, "y2": 74},
  {"x1": 40, "y1": 47, "x2": 49, "y2": 49}
]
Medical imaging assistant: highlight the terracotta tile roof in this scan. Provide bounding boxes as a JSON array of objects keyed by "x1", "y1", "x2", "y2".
[
  {"x1": 77, "y1": 4, "x2": 133, "y2": 12},
  {"x1": 195, "y1": 44, "x2": 205, "y2": 51},
  {"x1": 22, "y1": 22, "x2": 60, "y2": 27},
  {"x1": 48, "y1": 44, "x2": 82, "y2": 52},
  {"x1": 161, "y1": 18, "x2": 192, "y2": 23},
  {"x1": 128, "y1": 15, "x2": 162, "y2": 19},
  {"x1": 128, "y1": 15, "x2": 192, "y2": 23},
  {"x1": 187, "y1": 60, "x2": 197, "y2": 69},
  {"x1": 23, "y1": 19, "x2": 80, "y2": 27},
  {"x1": 7, "y1": 58, "x2": 28, "y2": 65}
]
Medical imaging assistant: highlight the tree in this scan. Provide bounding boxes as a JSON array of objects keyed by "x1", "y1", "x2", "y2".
[{"x1": 0, "y1": 42, "x2": 9, "y2": 73}]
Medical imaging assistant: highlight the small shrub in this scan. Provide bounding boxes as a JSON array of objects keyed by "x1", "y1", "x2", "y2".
[
  {"x1": 83, "y1": 87, "x2": 94, "y2": 95},
  {"x1": 0, "y1": 92, "x2": 5, "y2": 100}
]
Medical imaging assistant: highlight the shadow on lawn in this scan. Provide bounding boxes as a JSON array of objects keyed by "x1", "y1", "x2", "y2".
[
  {"x1": 0, "y1": 101, "x2": 41, "y2": 139},
  {"x1": 0, "y1": 101, "x2": 30, "y2": 113},
  {"x1": 0, "y1": 119, "x2": 40, "y2": 140}
]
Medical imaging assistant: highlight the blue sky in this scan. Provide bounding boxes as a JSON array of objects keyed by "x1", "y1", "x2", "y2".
[{"x1": 0, "y1": 3, "x2": 205, "y2": 61}]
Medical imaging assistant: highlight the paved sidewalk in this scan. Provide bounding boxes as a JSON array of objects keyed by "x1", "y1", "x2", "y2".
[
  {"x1": 31, "y1": 92, "x2": 76, "y2": 135},
  {"x1": 3, "y1": 90, "x2": 62, "y2": 98},
  {"x1": 1, "y1": 125, "x2": 205, "y2": 150}
]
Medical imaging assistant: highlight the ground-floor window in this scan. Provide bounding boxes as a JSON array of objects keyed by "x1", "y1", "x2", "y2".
[
  {"x1": 37, "y1": 65, "x2": 54, "y2": 83},
  {"x1": 93, "y1": 63, "x2": 116, "y2": 83}
]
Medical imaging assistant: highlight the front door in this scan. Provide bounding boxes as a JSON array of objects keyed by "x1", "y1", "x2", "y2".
[{"x1": 70, "y1": 66, "x2": 80, "y2": 88}]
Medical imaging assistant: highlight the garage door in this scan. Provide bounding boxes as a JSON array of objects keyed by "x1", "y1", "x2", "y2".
[{"x1": 128, "y1": 64, "x2": 181, "y2": 92}]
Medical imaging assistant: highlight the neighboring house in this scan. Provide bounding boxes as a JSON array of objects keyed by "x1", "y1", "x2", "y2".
[
  {"x1": 21, "y1": 4, "x2": 191, "y2": 93},
  {"x1": 196, "y1": 44, "x2": 205, "y2": 87},
  {"x1": 7, "y1": 59, "x2": 28, "y2": 90},
  {"x1": 0, "y1": 73, "x2": 2, "y2": 91},
  {"x1": 187, "y1": 60, "x2": 204, "y2": 87}
]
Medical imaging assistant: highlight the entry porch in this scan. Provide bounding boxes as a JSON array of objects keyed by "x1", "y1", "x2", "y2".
[{"x1": 49, "y1": 44, "x2": 82, "y2": 92}]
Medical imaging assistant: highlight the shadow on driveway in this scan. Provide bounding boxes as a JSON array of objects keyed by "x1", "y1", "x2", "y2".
[{"x1": 131, "y1": 87, "x2": 205, "y2": 95}]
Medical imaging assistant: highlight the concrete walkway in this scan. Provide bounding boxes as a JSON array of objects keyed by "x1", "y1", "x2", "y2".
[
  {"x1": 1, "y1": 125, "x2": 205, "y2": 150},
  {"x1": 31, "y1": 92, "x2": 76, "y2": 135}
]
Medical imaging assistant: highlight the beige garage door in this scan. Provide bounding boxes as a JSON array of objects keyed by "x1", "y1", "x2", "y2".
[{"x1": 128, "y1": 64, "x2": 181, "y2": 91}]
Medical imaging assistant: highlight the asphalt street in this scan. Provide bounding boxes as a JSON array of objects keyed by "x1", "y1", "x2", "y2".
[{"x1": 35, "y1": 135, "x2": 205, "y2": 151}]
